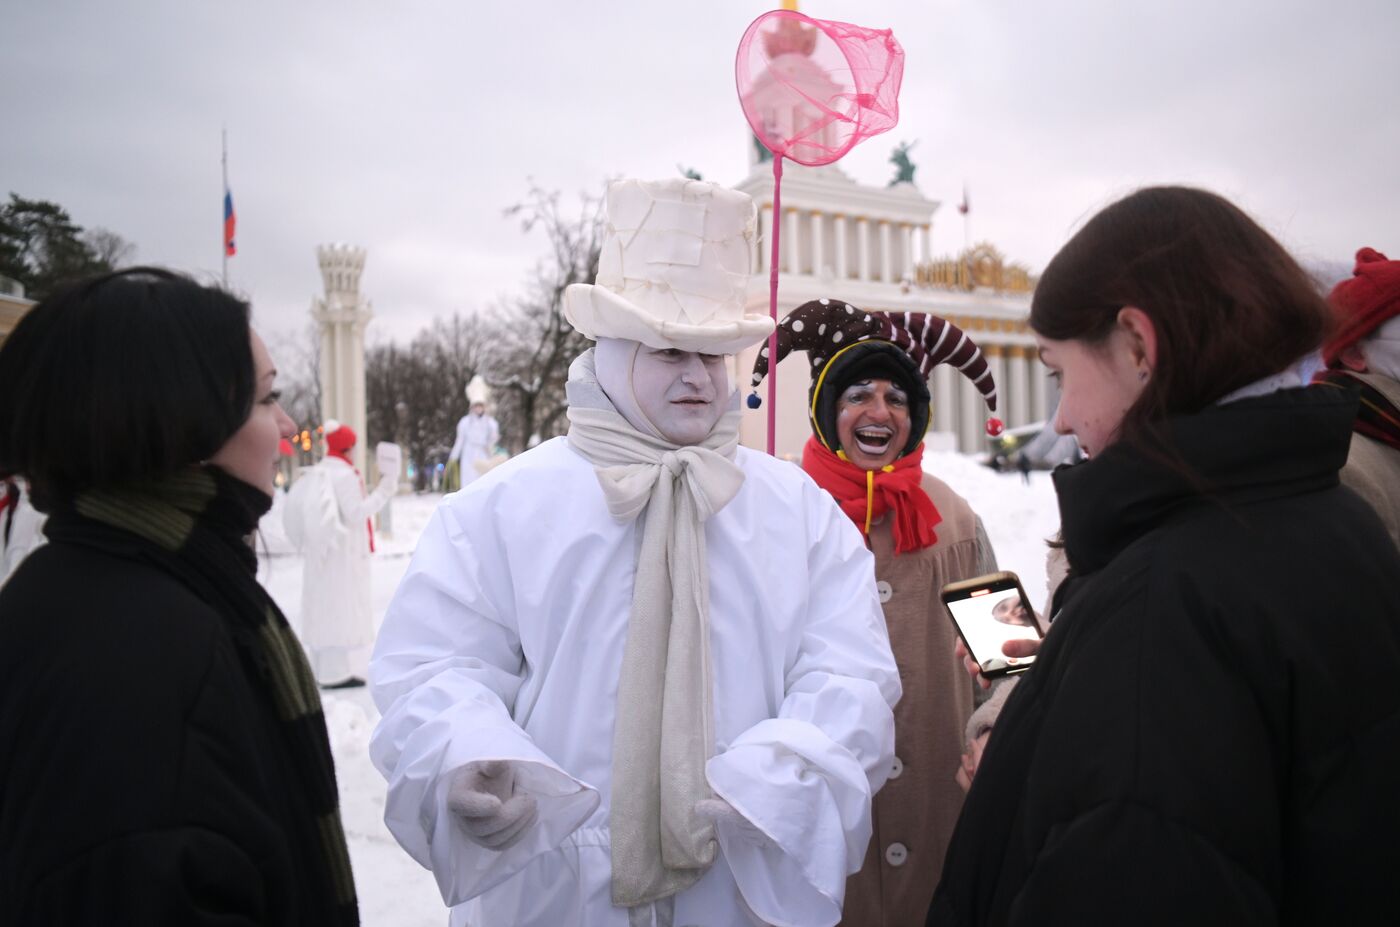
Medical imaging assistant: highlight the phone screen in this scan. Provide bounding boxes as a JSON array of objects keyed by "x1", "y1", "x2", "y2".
[{"x1": 945, "y1": 586, "x2": 1040, "y2": 675}]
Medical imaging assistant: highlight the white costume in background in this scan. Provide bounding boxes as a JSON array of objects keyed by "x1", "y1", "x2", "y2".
[
  {"x1": 300, "y1": 454, "x2": 396, "y2": 683},
  {"x1": 1, "y1": 484, "x2": 45, "y2": 586},
  {"x1": 448, "y1": 411, "x2": 499, "y2": 486},
  {"x1": 369, "y1": 435, "x2": 900, "y2": 926}
]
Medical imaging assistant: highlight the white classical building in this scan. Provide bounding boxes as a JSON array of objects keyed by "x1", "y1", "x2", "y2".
[
  {"x1": 732, "y1": 161, "x2": 1051, "y2": 459},
  {"x1": 312, "y1": 244, "x2": 372, "y2": 474}
]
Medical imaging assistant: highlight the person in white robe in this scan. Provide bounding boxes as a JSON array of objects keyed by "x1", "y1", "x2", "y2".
[
  {"x1": 447, "y1": 377, "x2": 500, "y2": 490},
  {"x1": 297, "y1": 421, "x2": 399, "y2": 687},
  {"x1": 369, "y1": 178, "x2": 901, "y2": 927}
]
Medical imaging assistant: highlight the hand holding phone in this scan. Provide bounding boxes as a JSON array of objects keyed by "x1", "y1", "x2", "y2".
[{"x1": 942, "y1": 572, "x2": 1044, "y2": 679}]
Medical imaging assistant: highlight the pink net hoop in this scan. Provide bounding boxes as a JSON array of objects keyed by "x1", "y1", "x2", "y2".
[{"x1": 736, "y1": 10, "x2": 904, "y2": 167}]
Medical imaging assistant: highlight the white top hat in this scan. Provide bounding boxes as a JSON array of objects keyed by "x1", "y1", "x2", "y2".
[{"x1": 564, "y1": 178, "x2": 775, "y2": 355}]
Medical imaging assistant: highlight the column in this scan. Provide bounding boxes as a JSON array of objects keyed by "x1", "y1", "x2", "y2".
[
  {"x1": 354, "y1": 318, "x2": 369, "y2": 475},
  {"x1": 759, "y1": 205, "x2": 773, "y2": 271},
  {"x1": 932, "y1": 363, "x2": 956, "y2": 436},
  {"x1": 833, "y1": 215, "x2": 848, "y2": 280},
  {"x1": 319, "y1": 316, "x2": 334, "y2": 424},
  {"x1": 960, "y1": 372, "x2": 983, "y2": 453},
  {"x1": 786, "y1": 208, "x2": 801, "y2": 274},
  {"x1": 857, "y1": 218, "x2": 871, "y2": 281},
  {"x1": 1009, "y1": 346, "x2": 1031, "y2": 429},
  {"x1": 879, "y1": 221, "x2": 893, "y2": 283},
  {"x1": 921, "y1": 223, "x2": 932, "y2": 263},
  {"x1": 330, "y1": 316, "x2": 345, "y2": 422},
  {"x1": 810, "y1": 211, "x2": 825, "y2": 279},
  {"x1": 900, "y1": 223, "x2": 914, "y2": 282}
]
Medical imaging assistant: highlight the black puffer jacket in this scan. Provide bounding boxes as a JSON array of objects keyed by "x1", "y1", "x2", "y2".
[
  {"x1": 928, "y1": 387, "x2": 1400, "y2": 925},
  {"x1": 0, "y1": 533, "x2": 328, "y2": 924}
]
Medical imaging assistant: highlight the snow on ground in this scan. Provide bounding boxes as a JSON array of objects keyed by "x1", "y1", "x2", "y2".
[{"x1": 256, "y1": 452, "x2": 1060, "y2": 926}]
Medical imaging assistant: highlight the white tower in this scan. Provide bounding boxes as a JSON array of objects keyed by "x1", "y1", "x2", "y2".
[{"x1": 312, "y1": 244, "x2": 372, "y2": 474}]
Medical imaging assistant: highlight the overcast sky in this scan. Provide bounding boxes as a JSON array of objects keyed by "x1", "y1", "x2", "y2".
[{"x1": 4, "y1": 0, "x2": 1396, "y2": 346}]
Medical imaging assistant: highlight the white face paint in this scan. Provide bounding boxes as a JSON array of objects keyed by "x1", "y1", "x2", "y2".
[{"x1": 632, "y1": 347, "x2": 730, "y2": 445}]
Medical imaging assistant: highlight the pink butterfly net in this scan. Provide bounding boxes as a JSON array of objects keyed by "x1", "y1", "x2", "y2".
[
  {"x1": 736, "y1": 9, "x2": 905, "y2": 452},
  {"x1": 737, "y1": 10, "x2": 904, "y2": 166}
]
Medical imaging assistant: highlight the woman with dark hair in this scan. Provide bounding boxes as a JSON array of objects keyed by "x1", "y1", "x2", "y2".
[
  {"x1": 0, "y1": 268, "x2": 359, "y2": 925},
  {"x1": 927, "y1": 187, "x2": 1400, "y2": 924}
]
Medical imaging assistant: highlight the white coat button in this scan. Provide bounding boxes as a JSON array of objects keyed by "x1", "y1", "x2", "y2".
[
  {"x1": 889, "y1": 756, "x2": 904, "y2": 779},
  {"x1": 885, "y1": 842, "x2": 908, "y2": 867},
  {"x1": 876, "y1": 580, "x2": 893, "y2": 603}
]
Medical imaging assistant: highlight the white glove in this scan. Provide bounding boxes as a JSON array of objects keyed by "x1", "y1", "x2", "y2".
[
  {"x1": 375, "y1": 442, "x2": 402, "y2": 481},
  {"x1": 694, "y1": 798, "x2": 772, "y2": 850},
  {"x1": 447, "y1": 760, "x2": 539, "y2": 851}
]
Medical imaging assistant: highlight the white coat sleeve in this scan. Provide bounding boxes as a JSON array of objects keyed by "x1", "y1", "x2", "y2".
[
  {"x1": 705, "y1": 484, "x2": 901, "y2": 927},
  {"x1": 328, "y1": 460, "x2": 394, "y2": 525},
  {"x1": 368, "y1": 502, "x2": 600, "y2": 905}
]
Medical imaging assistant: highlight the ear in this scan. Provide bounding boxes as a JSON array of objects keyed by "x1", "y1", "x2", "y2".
[
  {"x1": 1116, "y1": 306, "x2": 1158, "y2": 372},
  {"x1": 1338, "y1": 343, "x2": 1369, "y2": 373}
]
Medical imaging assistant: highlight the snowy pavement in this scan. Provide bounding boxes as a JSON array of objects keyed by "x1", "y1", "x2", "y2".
[{"x1": 256, "y1": 451, "x2": 1061, "y2": 926}]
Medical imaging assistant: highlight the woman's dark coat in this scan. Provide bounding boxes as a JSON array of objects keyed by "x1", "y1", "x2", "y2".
[
  {"x1": 928, "y1": 387, "x2": 1400, "y2": 925},
  {"x1": 0, "y1": 528, "x2": 328, "y2": 924}
]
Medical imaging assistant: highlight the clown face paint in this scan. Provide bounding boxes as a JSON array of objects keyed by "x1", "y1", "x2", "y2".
[
  {"x1": 633, "y1": 347, "x2": 729, "y2": 445},
  {"x1": 836, "y1": 378, "x2": 912, "y2": 470}
]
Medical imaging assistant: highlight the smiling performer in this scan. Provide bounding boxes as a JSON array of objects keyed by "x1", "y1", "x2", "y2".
[
  {"x1": 749, "y1": 300, "x2": 1000, "y2": 926},
  {"x1": 369, "y1": 179, "x2": 901, "y2": 927}
]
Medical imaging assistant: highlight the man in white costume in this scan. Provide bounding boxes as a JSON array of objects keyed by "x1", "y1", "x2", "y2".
[
  {"x1": 370, "y1": 178, "x2": 901, "y2": 927},
  {"x1": 446, "y1": 376, "x2": 500, "y2": 490},
  {"x1": 296, "y1": 421, "x2": 400, "y2": 688}
]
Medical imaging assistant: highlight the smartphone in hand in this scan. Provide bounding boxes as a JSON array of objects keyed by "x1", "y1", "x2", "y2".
[{"x1": 941, "y1": 571, "x2": 1043, "y2": 678}]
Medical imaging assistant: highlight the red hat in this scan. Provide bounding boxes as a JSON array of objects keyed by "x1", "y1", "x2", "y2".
[
  {"x1": 324, "y1": 421, "x2": 357, "y2": 455},
  {"x1": 1323, "y1": 247, "x2": 1400, "y2": 368}
]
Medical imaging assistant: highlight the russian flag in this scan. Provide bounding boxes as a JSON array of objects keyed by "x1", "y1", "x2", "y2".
[{"x1": 223, "y1": 188, "x2": 237, "y2": 257}]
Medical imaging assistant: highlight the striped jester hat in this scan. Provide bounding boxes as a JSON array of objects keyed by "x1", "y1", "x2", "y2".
[{"x1": 748, "y1": 298, "x2": 1003, "y2": 455}]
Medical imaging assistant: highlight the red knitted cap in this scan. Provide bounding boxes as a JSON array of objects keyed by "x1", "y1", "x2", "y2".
[
  {"x1": 325, "y1": 423, "x2": 357, "y2": 455},
  {"x1": 1323, "y1": 247, "x2": 1400, "y2": 368}
]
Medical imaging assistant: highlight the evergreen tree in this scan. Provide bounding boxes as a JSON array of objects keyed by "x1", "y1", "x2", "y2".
[{"x1": 0, "y1": 195, "x2": 130, "y2": 298}]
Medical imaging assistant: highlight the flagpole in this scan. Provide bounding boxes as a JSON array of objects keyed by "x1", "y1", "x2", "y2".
[{"x1": 222, "y1": 128, "x2": 229, "y2": 288}]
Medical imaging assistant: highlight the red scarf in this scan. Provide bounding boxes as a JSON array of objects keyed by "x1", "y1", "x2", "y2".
[
  {"x1": 330, "y1": 449, "x2": 375, "y2": 553},
  {"x1": 801, "y1": 436, "x2": 941, "y2": 554}
]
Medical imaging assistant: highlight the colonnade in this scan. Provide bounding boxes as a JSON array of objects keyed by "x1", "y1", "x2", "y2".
[
  {"x1": 931, "y1": 344, "x2": 1050, "y2": 449},
  {"x1": 755, "y1": 206, "x2": 934, "y2": 284}
]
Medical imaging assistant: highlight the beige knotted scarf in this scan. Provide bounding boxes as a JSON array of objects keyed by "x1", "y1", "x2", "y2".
[{"x1": 564, "y1": 351, "x2": 745, "y2": 911}]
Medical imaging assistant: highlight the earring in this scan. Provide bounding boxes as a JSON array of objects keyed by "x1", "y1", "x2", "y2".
[{"x1": 1138, "y1": 369, "x2": 1150, "y2": 382}]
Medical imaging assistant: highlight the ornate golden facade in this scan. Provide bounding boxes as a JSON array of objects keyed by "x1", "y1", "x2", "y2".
[{"x1": 913, "y1": 241, "x2": 1037, "y2": 295}]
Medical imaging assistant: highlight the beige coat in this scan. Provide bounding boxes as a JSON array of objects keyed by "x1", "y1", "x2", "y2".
[
  {"x1": 1339, "y1": 372, "x2": 1400, "y2": 551},
  {"x1": 840, "y1": 473, "x2": 996, "y2": 927}
]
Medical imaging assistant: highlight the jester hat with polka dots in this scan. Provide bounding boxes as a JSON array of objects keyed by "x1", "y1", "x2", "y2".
[{"x1": 748, "y1": 298, "x2": 1002, "y2": 456}]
